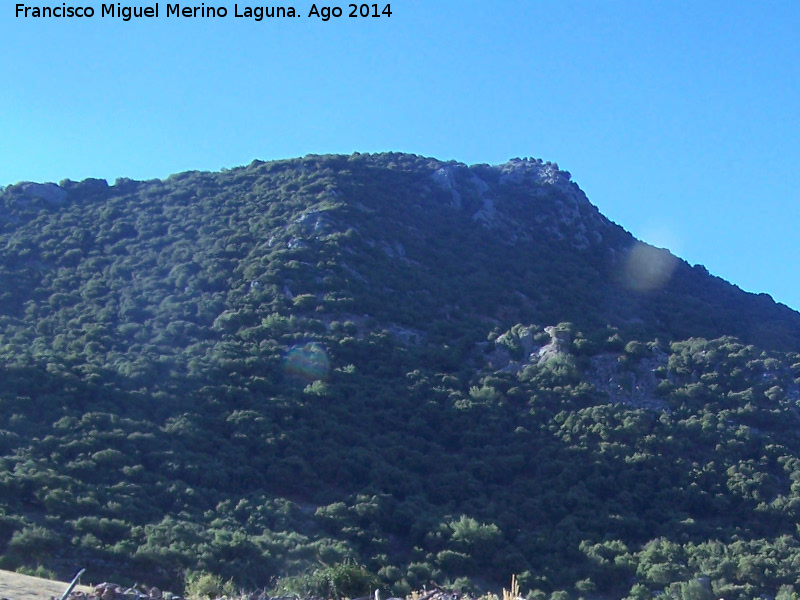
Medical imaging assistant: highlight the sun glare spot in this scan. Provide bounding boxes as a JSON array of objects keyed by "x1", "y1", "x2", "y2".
[
  {"x1": 284, "y1": 342, "x2": 331, "y2": 383},
  {"x1": 623, "y1": 242, "x2": 678, "y2": 292}
]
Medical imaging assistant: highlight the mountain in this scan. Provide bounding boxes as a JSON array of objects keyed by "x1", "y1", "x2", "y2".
[{"x1": 2, "y1": 153, "x2": 800, "y2": 600}]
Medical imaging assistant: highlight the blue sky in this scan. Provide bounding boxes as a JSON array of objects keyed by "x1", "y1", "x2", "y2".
[{"x1": 2, "y1": 1, "x2": 799, "y2": 310}]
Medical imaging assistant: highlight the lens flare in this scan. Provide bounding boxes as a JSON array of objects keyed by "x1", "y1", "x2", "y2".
[
  {"x1": 284, "y1": 342, "x2": 330, "y2": 382},
  {"x1": 622, "y1": 242, "x2": 678, "y2": 292}
]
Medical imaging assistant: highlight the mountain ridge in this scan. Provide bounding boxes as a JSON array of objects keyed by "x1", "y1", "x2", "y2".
[{"x1": 4, "y1": 152, "x2": 796, "y2": 351}]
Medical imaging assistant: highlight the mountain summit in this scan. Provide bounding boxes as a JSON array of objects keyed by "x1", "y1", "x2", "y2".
[
  {"x1": 2, "y1": 153, "x2": 800, "y2": 599},
  {"x1": 2, "y1": 153, "x2": 797, "y2": 352}
]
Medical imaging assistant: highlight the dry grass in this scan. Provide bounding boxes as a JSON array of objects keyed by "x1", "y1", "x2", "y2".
[
  {"x1": 501, "y1": 575, "x2": 519, "y2": 600},
  {"x1": 0, "y1": 569, "x2": 93, "y2": 600}
]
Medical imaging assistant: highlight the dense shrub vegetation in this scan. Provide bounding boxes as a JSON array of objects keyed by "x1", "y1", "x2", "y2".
[{"x1": 2, "y1": 154, "x2": 800, "y2": 599}]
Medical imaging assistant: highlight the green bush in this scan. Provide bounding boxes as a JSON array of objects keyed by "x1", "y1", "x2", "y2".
[
  {"x1": 276, "y1": 562, "x2": 380, "y2": 600},
  {"x1": 184, "y1": 570, "x2": 236, "y2": 599}
]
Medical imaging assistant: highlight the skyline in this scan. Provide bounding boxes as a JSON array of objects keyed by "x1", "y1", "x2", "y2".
[{"x1": 2, "y1": 1, "x2": 799, "y2": 311}]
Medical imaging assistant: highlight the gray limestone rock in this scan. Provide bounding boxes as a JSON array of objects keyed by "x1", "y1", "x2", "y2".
[{"x1": 20, "y1": 182, "x2": 68, "y2": 204}]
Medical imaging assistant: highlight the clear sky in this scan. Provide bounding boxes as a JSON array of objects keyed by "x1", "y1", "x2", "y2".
[{"x1": 2, "y1": 1, "x2": 799, "y2": 311}]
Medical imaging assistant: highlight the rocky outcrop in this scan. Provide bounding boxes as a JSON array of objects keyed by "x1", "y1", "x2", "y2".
[
  {"x1": 19, "y1": 182, "x2": 68, "y2": 204},
  {"x1": 483, "y1": 323, "x2": 671, "y2": 410},
  {"x1": 495, "y1": 158, "x2": 609, "y2": 248},
  {"x1": 536, "y1": 325, "x2": 572, "y2": 363},
  {"x1": 431, "y1": 167, "x2": 463, "y2": 209},
  {"x1": 588, "y1": 349, "x2": 670, "y2": 410},
  {"x1": 60, "y1": 582, "x2": 181, "y2": 600},
  {"x1": 497, "y1": 157, "x2": 568, "y2": 187}
]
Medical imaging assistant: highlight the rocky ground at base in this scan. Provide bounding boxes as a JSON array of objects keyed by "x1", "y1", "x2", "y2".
[{"x1": 0, "y1": 571, "x2": 476, "y2": 600}]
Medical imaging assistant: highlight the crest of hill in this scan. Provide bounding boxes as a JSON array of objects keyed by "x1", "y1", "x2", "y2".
[{"x1": 1, "y1": 151, "x2": 797, "y2": 353}]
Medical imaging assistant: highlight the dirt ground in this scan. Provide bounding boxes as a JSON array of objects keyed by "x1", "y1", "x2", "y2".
[{"x1": 0, "y1": 570, "x2": 93, "y2": 600}]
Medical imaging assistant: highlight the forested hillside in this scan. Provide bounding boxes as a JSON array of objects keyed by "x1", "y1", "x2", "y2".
[{"x1": 2, "y1": 153, "x2": 800, "y2": 600}]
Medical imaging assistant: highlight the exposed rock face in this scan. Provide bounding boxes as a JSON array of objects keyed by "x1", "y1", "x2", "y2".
[
  {"x1": 483, "y1": 322, "x2": 674, "y2": 409},
  {"x1": 428, "y1": 158, "x2": 611, "y2": 251},
  {"x1": 294, "y1": 211, "x2": 334, "y2": 235},
  {"x1": 431, "y1": 166, "x2": 463, "y2": 208},
  {"x1": 77, "y1": 582, "x2": 178, "y2": 600},
  {"x1": 536, "y1": 325, "x2": 572, "y2": 364},
  {"x1": 19, "y1": 182, "x2": 68, "y2": 204},
  {"x1": 497, "y1": 157, "x2": 568, "y2": 186},
  {"x1": 483, "y1": 324, "x2": 543, "y2": 373}
]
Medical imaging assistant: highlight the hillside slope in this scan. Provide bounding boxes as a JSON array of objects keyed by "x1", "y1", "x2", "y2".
[{"x1": 2, "y1": 153, "x2": 800, "y2": 600}]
